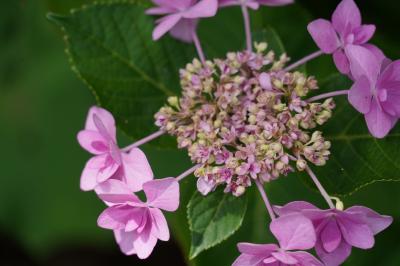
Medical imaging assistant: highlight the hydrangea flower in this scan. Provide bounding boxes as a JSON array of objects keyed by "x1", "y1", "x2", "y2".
[
  {"x1": 307, "y1": 0, "x2": 383, "y2": 74},
  {"x1": 77, "y1": 106, "x2": 153, "y2": 191},
  {"x1": 146, "y1": 0, "x2": 218, "y2": 42},
  {"x1": 346, "y1": 45, "x2": 400, "y2": 138},
  {"x1": 219, "y1": 0, "x2": 294, "y2": 10},
  {"x1": 96, "y1": 178, "x2": 180, "y2": 259},
  {"x1": 274, "y1": 201, "x2": 393, "y2": 266},
  {"x1": 233, "y1": 213, "x2": 323, "y2": 266}
]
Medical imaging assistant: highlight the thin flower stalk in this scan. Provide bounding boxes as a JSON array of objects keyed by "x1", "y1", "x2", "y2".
[
  {"x1": 241, "y1": 4, "x2": 252, "y2": 51},
  {"x1": 122, "y1": 130, "x2": 165, "y2": 152},
  {"x1": 305, "y1": 166, "x2": 335, "y2": 209},
  {"x1": 255, "y1": 180, "x2": 276, "y2": 220},
  {"x1": 306, "y1": 90, "x2": 349, "y2": 103},
  {"x1": 284, "y1": 50, "x2": 323, "y2": 71}
]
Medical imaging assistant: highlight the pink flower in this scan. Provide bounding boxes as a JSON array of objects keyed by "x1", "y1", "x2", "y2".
[
  {"x1": 274, "y1": 201, "x2": 393, "y2": 266},
  {"x1": 346, "y1": 45, "x2": 400, "y2": 138},
  {"x1": 96, "y1": 178, "x2": 180, "y2": 259},
  {"x1": 77, "y1": 106, "x2": 153, "y2": 191},
  {"x1": 307, "y1": 0, "x2": 384, "y2": 74},
  {"x1": 219, "y1": 0, "x2": 294, "y2": 10},
  {"x1": 233, "y1": 213, "x2": 323, "y2": 266},
  {"x1": 146, "y1": 0, "x2": 218, "y2": 42}
]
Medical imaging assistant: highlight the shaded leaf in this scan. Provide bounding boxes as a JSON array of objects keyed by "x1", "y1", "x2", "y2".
[
  {"x1": 187, "y1": 188, "x2": 248, "y2": 259},
  {"x1": 47, "y1": 1, "x2": 195, "y2": 146}
]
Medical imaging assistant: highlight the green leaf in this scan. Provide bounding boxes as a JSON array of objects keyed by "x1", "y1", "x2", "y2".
[
  {"x1": 47, "y1": 1, "x2": 195, "y2": 146},
  {"x1": 187, "y1": 188, "x2": 248, "y2": 259},
  {"x1": 302, "y1": 74, "x2": 400, "y2": 196}
]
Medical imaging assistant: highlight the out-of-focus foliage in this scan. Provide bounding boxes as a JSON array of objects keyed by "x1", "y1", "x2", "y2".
[{"x1": 1, "y1": 1, "x2": 400, "y2": 266}]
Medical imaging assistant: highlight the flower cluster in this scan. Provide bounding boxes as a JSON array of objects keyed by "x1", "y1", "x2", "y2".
[
  {"x1": 74, "y1": 0, "x2": 398, "y2": 264},
  {"x1": 235, "y1": 202, "x2": 392, "y2": 266},
  {"x1": 77, "y1": 107, "x2": 183, "y2": 259},
  {"x1": 155, "y1": 45, "x2": 334, "y2": 196}
]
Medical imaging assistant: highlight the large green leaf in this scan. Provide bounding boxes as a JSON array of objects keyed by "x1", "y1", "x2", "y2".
[
  {"x1": 47, "y1": 1, "x2": 195, "y2": 146},
  {"x1": 301, "y1": 74, "x2": 400, "y2": 196},
  {"x1": 187, "y1": 189, "x2": 248, "y2": 259}
]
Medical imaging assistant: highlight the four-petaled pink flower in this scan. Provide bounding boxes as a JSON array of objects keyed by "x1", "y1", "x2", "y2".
[
  {"x1": 146, "y1": 0, "x2": 218, "y2": 42},
  {"x1": 77, "y1": 106, "x2": 153, "y2": 192},
  {"x1": 274, "y1": 201, "x2": 393, "y2": 266},
  {"x1": 96, "y1": 178, "x2": 180, "y2": 259},
  {"x1": 346, "y1": 45, "x2": 400, "y2": 138},
  {"x1": 219, "y1": 0, "x2": 294, "y2": 10},
  {"x1": 233, "y1": 213, "x2": 323, "y2": 266},
  {"x1": 307, "y1": 0, "x2": 383, "y2": 74}
]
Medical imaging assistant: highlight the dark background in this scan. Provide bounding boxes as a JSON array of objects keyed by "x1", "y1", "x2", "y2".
[{"x1": 1, "y1": 0, "x2": 399, "y2": 265}]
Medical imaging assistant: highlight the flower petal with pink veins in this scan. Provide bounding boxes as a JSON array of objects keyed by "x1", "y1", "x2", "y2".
[
  {"x1": 320, "y1": 219, "x2": 342, "y2": 253},
  {"x1": 348, "y1": 75, "x2": 372, "y2": 114},
  {"x1": 307, "y1": 19, "x2": 340, "y2": 54},
  {"x1": 346, "y1": 206, "x2": 393, "y2": 235},
  {"x1": 77, "y1": 130, "x2": 108, "y2": 155},
  {"x1": 183, "y1": 0, "x2": 218, "y2": 19},
  {"x1": 270, "y1": 213, "x2": 316, "y2": 251},
  {"x1": 122, "y1": 148, "x2": 154, "y2": 192},
  {"x1": 315, "y1": 240, "x2": 352, "y2": 266},
  {"x1": 143, "y1": 178, "x2": 180, "y2": 212},
  {"x1": 152, "y1": 13, "x2": 182, "y2": 40},
  {"x1": 365, "y1": 100, "x2": 397, "y2": 138},
  {"x1": 331, "y1": 0, "x2": 361, "y2": 37},
  {"x1": 84, "y1": 106, "x2": 116, "y2": 141},
  {"x1": 150, "y1": 208, "x2": 170, "y2": 241}
]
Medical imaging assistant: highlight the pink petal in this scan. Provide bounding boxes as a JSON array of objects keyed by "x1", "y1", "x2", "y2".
[
  {"x1": 332, "y1": 0, "x2": 361, "y2": 37},
  {"x1": 377, "y1": 60, "x2": 400, "y2": 111},
  {"x1": 122, "y1": 148, "x2": 154, "y2": 192},
  {"x1": 152, "y1": 0, "x2": 191, "y2": 10},
  {"x1": 232, "y1": 254, "x2": 266, "y2": 266},
  {"x1": 320, "y1": 219, "x2": 342, "y2": 253},
  {"x1": 346, "y1": 206, "x2": 393, "y2": 235},
  {"x1": 152, "y1": 13, "x2": 182, "y2": 41},
  {"x1": 144, "y1": 178, "x2": 180, "y2": 212},
  {"x1": 362, "y1": 44, "x2": 386, "y2": 66},
  {"x1": 84, "y1": 106, "x2": 116, "y2": 141},
  {"x1": 333, "y1": 49, "x2": 350, "y2": 74},
  {"x1": 348, "y1": 75, "x2": 373, "y2": 114},
  {"x1": 97, "y1": 206, "x2": 135, "y2": 230},
  {"x1": 365, "y1": 100, "x2": 397, "y2": 138},
  {"x1": 146, "y1": 6, "x2": 175, "y2": 15},
  {"x1": 307, "y1": 19, "x2": 340, "y2": 54},
  {"x1": 80, "y1": 155, "x2": 119, "y2": 191},
  {"x1": 337, "y1": 213, "x2": 375, "y2": 249},
  {"x1": 289, "y1": 251, "x2": 324, "y2": 266},
  {"x1": 258, "y1": 0, "x2": 295, "y2": 7},
  {"x1": 170, "y1": 19, "x2": 198, "y2": 43},
  {"x1": 353, "y1": 25, "x2": 376, "y2": 44},
  {"x1": 237, "y1": 243, "x2": 278, "y2": 255},
  {"x1": 77, "y1": 130, "x2": 108, "y2": 155},
  {"x1": 150, "y1": 208, "x2": 170, "y2": 241},
  {"x1": 273, "y1": 201, "x2": 318, "y2": 217},
  {"x1": 345, "y1": 44, "x2": 381, "y2": 84},
  {"x1": 183, "y1": 0, "x2": 218, "y2": 19},
  {"x1": 132, "y1": 225, "x2": 158, "y2": 259},
  {"x1": 270, "y1": 213, "x2": 316, "y2": 251},
  {"x1": 114, "y1": 230, "x2": 136, "y2": 255},
  {"x1": 315, "y1": 240, "x2": 352, "y2": 266},
  {"x1": 95, "y1": 179, "x2": 142, "y2": 205},
  {"x1": 271, "y1": 250, "x2": 298, "y2": 264}
]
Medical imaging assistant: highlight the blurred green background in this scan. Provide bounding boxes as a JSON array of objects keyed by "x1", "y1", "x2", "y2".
[{"x1": 1, "y1": 0, "x2": 399, "y2": 265}]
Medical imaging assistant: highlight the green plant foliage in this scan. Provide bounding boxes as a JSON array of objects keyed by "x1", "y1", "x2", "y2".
[{"x1": 187, "y1": 189, "x2": 248, "y2": 259}]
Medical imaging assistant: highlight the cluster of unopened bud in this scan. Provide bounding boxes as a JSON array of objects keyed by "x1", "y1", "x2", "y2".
[{"x1": 155, "y1": 43, "x2": 335, "y2": 196}]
